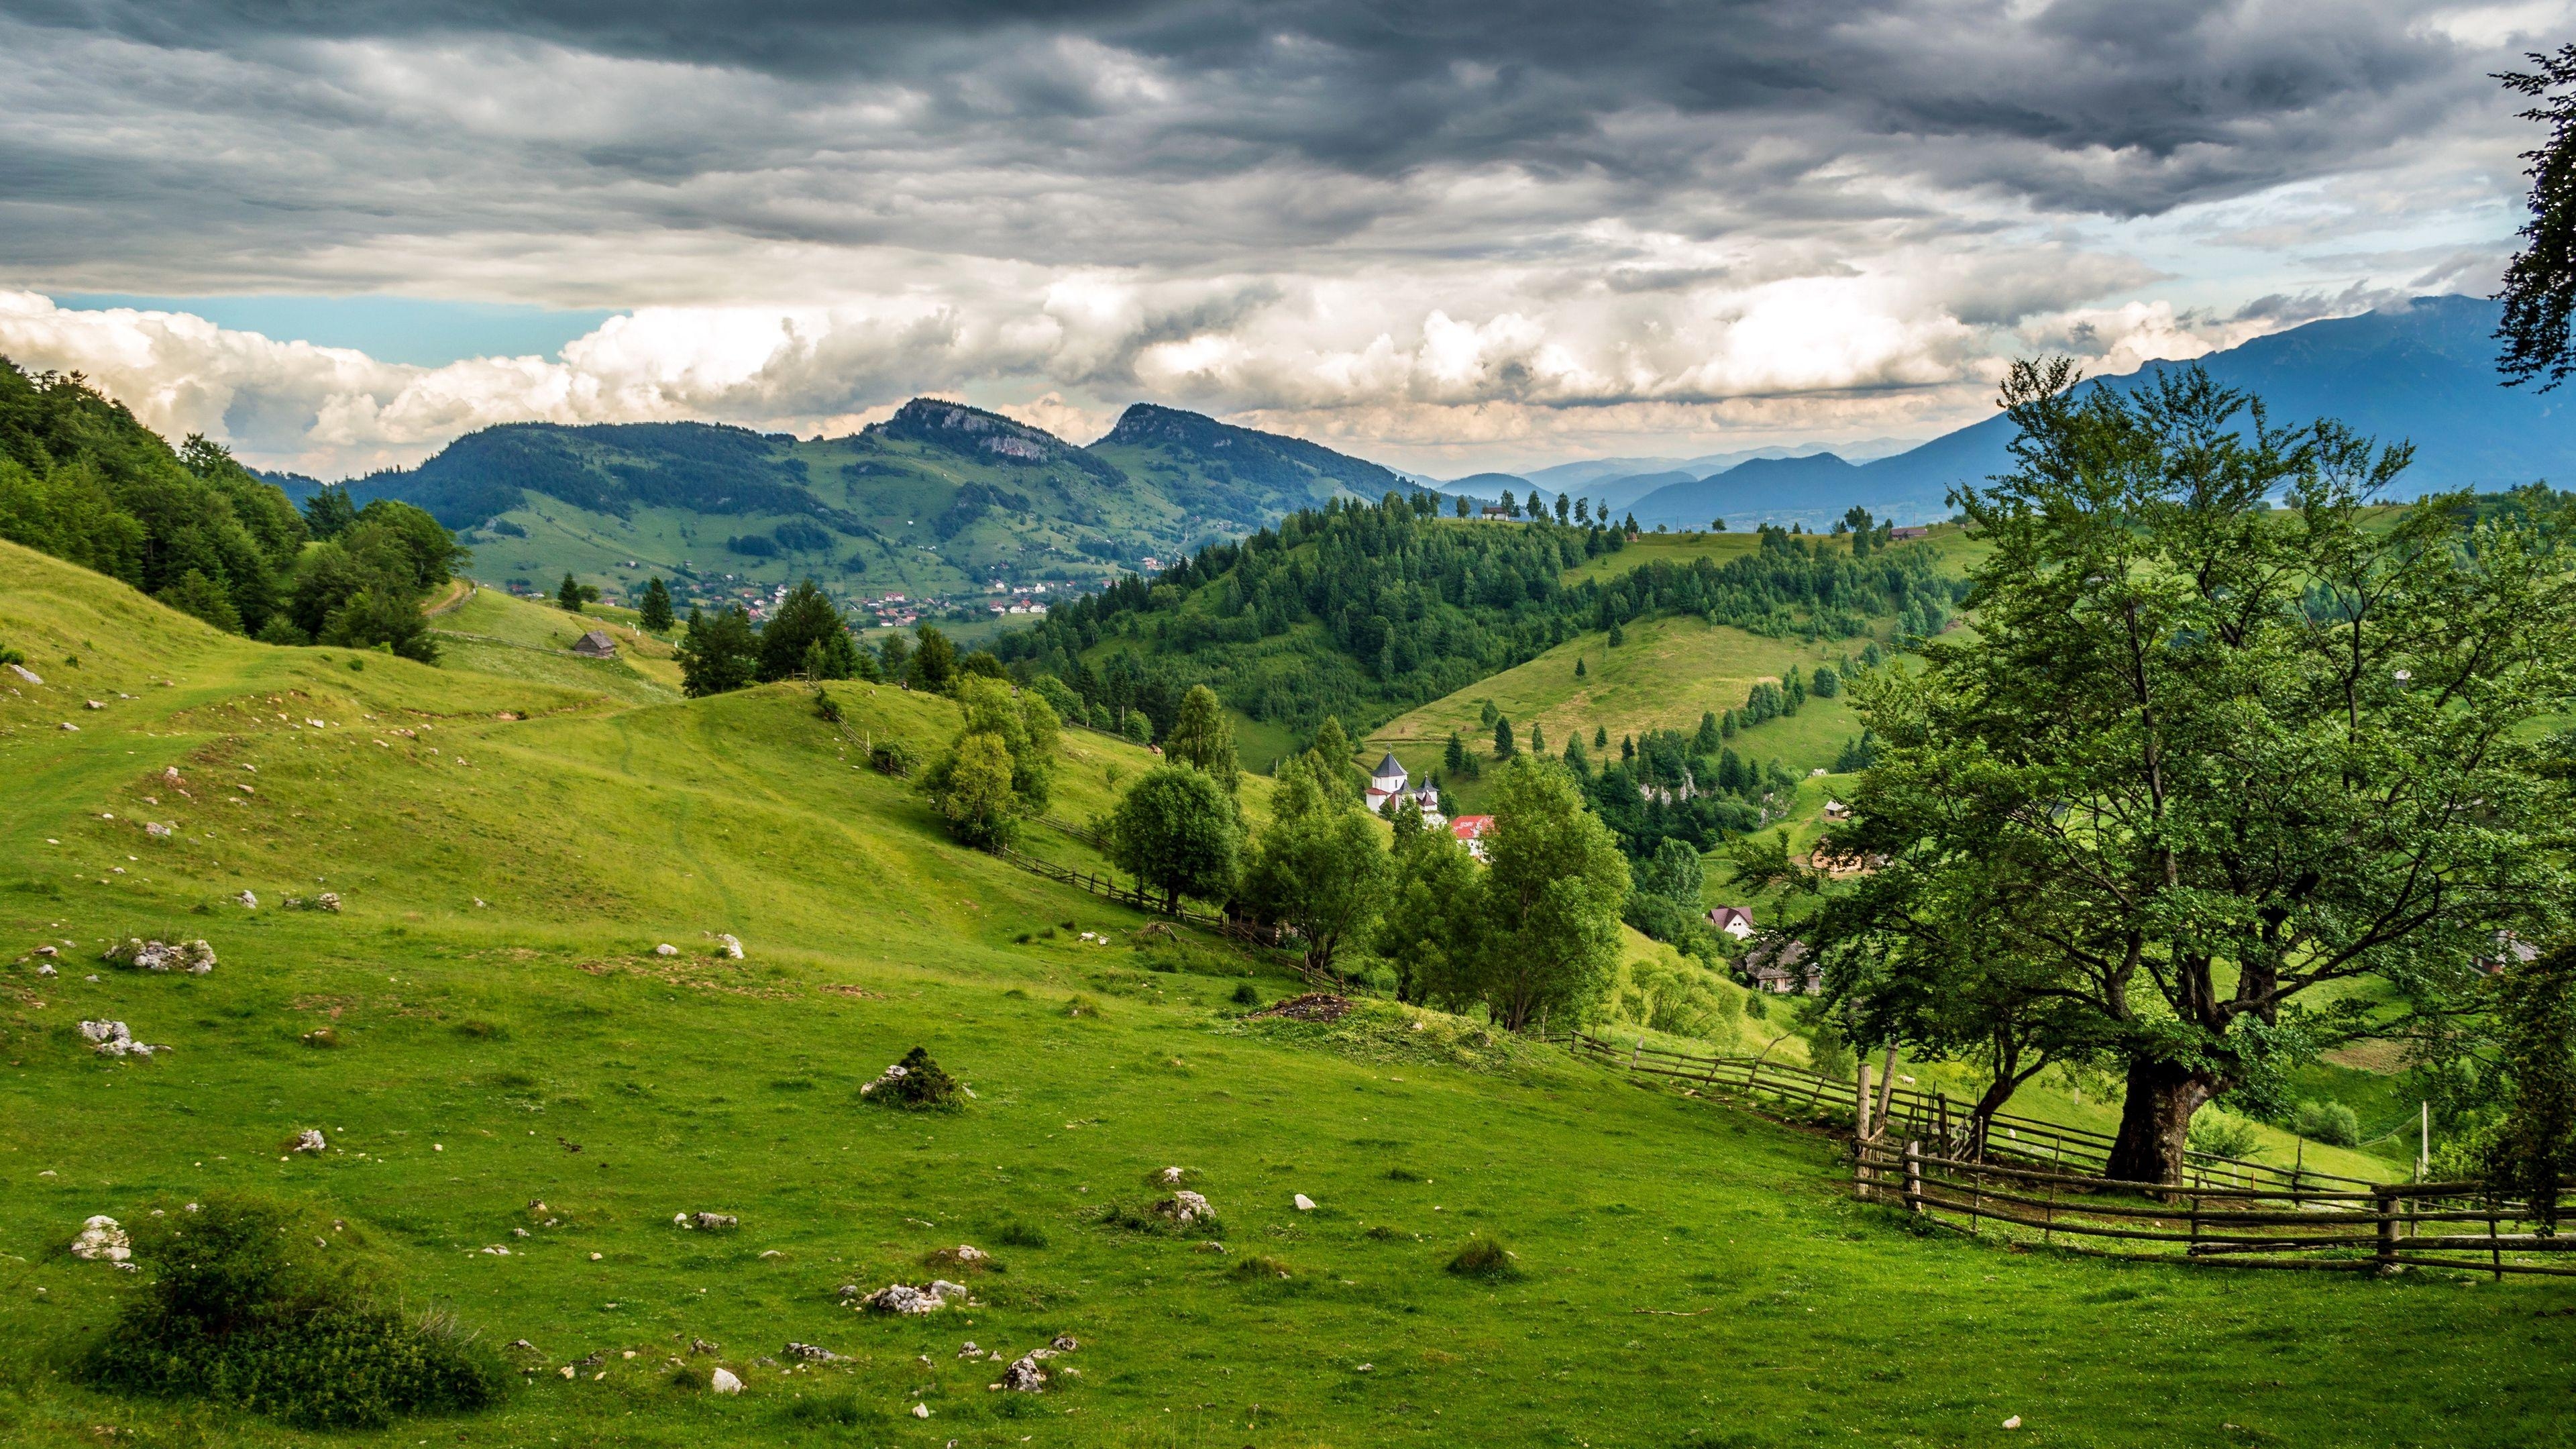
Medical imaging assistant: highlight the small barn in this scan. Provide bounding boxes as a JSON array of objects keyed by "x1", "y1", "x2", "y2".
[{"x1": 571, "y1": 631, "x2": 619, "y2": 659}]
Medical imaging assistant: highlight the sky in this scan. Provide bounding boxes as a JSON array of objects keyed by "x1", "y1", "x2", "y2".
[{"x1": 0, "y1": 0, "x2": 2559, "y2": 481}]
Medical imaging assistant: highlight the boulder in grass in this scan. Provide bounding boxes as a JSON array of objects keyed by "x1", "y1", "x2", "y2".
[
  {"x1": 713, "y1": 932, "x2": 744, "y2": 959},
  {"x1": 293, "y1": 1129, "x2": 327, "y2": 1153},
  {"x1": 233, "y1": 891, "x2": 258, "y2": 910},
  {"x1": 710, "y1": 1367, "x2": 743, "y2": 1394},
  {"x1": 1155, "y1": 1190, "x2": 1214, "y2": 1227},
  {"x1": 80, "y1": 1020, "x2": 162, "y2": 1057},
  {"x1": 655, "y1": 944, "x2": 679, "y2": 957},
  {"x1": 673, "y1": 1212, "x2": 737, "y2": 1231},
  {"x1": 859, "y1": 1046, "x2": 961, "y2": 1110},
  {"x1": 783, "y1": 1342, "x2": 846, "y2": 1362},
  {"x1": 145, "y1": 821, "x2": 174, "y2": 840},
  {"x1": 71, "y1": 1216, "x2": 132, "y2": 1266},
  {"x1": 102, "y1": 938, "x2": 216, "y2": 974}
]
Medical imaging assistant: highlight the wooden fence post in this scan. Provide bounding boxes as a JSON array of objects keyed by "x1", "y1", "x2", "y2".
[
  {"x1": 1905, "y1": 1139, "x2": 1923, "y2": 1216},
  {"x1": 1856, "y1": 1061, "x2": 1875, "y2": 1144},
  {"x1": 2374, "y1": 1185, "x2": 2400, "y2": 1274}
]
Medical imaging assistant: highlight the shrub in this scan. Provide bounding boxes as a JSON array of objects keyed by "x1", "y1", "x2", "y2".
[
  {"x1": 2293, "y1": 1097, "x2": 2362, "y2": 1148},
  {"x1": 451, "y1": 1019, "x2": 506, "y2": 1040},
  {"x1": 1385, "y1": 1167, "x2": 1425, "y2": 1183},
  {"x1": 1230, "y1": 1254, "x2": 1294, "y2": 1281},
  {"x1": 2186, "y1": 1110, "x2": 2263, "y2": 1161},
  {"x1": 81, "y1": 1195, "x2": 506, "y2": 1429},
  {"x1": 783, "y1": 1392, "x2": 865, "y2": 1426},
  {"x1": 1063, "y1": 994, "x2": 1101, "y2": 1018},
  {"x1": 861, "y1": 1046, "x2": 960, "y2": 1110},
  {"x1": 1446, "y1": 1234, "x2": 1519, "y2": 1280},
  {"x1": 868, "y1": 740, "x2": 920, "y2": 777},
  {"x1": 1231, "y1": 982, "x2": 1260, "y2": 1006},
  {"x1": 991, "y1": 1218, "x2": 1051, "y2": 1250}
]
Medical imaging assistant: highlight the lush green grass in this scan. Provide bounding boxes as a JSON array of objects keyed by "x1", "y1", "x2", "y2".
[
  {"x1": 1561, "y1": 522, "x2": 1992, "y2": 588},
  {"x1": 1364, "y1": 615, "x2": 1872, "y2": 805},
  {"x1": 3, "y1": 539, "x2": 2571, "y2": 1448}
]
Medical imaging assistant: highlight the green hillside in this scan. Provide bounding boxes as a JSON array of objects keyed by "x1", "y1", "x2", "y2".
[{"x1": 4, "y1": 544, "x2": 2569, "y2": 1448}]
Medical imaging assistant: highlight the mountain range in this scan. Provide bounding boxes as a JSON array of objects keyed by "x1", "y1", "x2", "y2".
[{"x1": 295, "y1": 294, "x2": 2561, "y2": 609}]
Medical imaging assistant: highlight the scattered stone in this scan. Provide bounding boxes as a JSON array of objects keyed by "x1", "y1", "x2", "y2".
[
  {"x1": 80, "y1": 1020, "x2": 162, "y2": 1057},
  {"x1": 1000, "y1": 1353, "x2": 1049, "y2": 1393},
  {"x1": 34, "y1": 945, "x2": 55, "y2": 958},
  {"x1": 857, "y1": 1281, "x2": 971, "y2": 1315},
  {"x1": 910, "y1": 1401, "x2": 930, "y2": 1418},
  {"x1": 710, "y1": 1367, "x2": 743, "y2": 1395},
  {"x1": 85, "y1": 700, "x2": 104, "y2": 710},
  {"x1": 103, "y1": 938, "x2": 217, "y2": 974},
  {"x1": 2002, "y1": 1417, "x2": 2023, "y2": 1430},
  {"x1": 956, "y1": 1341, "x2": 981, "y2": 1357},
  {"x1": 37, "y1": 963, "x2": 56, "y2": 977},
  {"x1": 59, "y1": 722, "x2": 78, "y2": 732},
  {"x1": 714, "y1": 932, "x2": 744, "y2": 959},
  {"x1": 145, "y1": 821, "x2": 174, "y2": 839},
  {"x1": 283, "y1": 892, "x2": 341, "y2": 912},
  {"x1": 1051, "y1": 1335, "x2": 1079, "y2": 1352},
  {"x1": 1159, "y1": 1166, "x2": 1186, "y2": 1185},
  {"x1": 71, "y1": 1216, "x2": 131, "y2": 1265},
  {"x1": 1293, "y1": 1193, "x2": 1316, "y2": 1212},
  {"x1": 674, "y1": 1212, "x2": 738, "y2": 1231},
  {"x1": 836, "y1": 1283, "x2": 862, "y2": 1299},
  {"x1": 690, "y1": 1338, "x2": 720, "y2": 1355},
  {"x1": 1155, "y1": 1190, "x2": 1214, "y2": 1227},
  {"x1": 924, "y1": 1244, "x2": 989, "y2": 1270},
  {"x1": 783, "y1": 1342, "x2": 846, "y2": 1362},
  {"x1": 506, "y1": 1339, "x2": 537, "y2": 1354},
  {"x1": 6, "y1": 663, "x2": 39, "y2": 684},
  {"x1": 1250, "y1": 992, "x2": 1352, "y2": 1022},
  {"x1": 233, "y1": 890, "x2": 258, "y2": 909},
  {"x1": 292, "y1": 1129, "x2": 327, "y2": 1153},
  {"x1": 160, "y1": 766, "x2": 180, "y2": 783},
  {"x1": 655, "y1": 943, "x2": 679, "y2": 957}
]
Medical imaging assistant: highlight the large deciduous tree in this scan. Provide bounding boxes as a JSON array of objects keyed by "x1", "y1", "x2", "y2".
[
  {"x1": 1104, "y1": 765, "x2": 1242, "y2": 914},
  {"x1": 1476, "y1": 756, "x2": 1631, "y2": 1031},
  {"x1": 1821, "y1": 359, "x2": 2576, "y2": 1183},
  {"x1": 2499, "y1": 46, "x2": 2576, "y2": 390},
  {"x1": 1244, "y1": 756, "x2": 1389, "y2": 979},
  {"x1": 757, "y1": 578, "x2": 859, "y2": 682},
  {"x1": 676, "y1": 605, "x2": 758, "y2": 698}
]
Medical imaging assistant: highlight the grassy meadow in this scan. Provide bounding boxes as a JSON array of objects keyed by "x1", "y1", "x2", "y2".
[{"x1": 2, "y1": 539, "x2": 2572, "y2": 1448}]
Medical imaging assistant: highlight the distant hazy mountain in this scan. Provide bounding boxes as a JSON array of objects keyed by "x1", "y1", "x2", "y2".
[{"x1": 1622, "y1": 296, "x2": 2567, "y2": 529}]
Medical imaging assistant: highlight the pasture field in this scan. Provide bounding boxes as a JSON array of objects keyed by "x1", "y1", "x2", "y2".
[{"x1": 1, "y1": 540, "x2": 2567, "y2": 1449}]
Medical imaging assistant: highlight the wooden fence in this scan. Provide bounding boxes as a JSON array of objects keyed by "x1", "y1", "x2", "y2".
[
  {"x1": 1552, "y1": 1028, "x2": 2373, "y2": 1195},
  {"x1": 1855, "y1": 1141, "x2": 2576, "y2": 1279}
]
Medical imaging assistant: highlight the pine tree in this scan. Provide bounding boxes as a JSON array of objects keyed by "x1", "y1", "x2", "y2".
[
  {"x1": 1693, "y1": 711, "x2": 1721, "y2": 755},
  {"x1": 1443, "y1": 731, "x2": 1467, "y2": 773},
  {"x1": 556, "y1": 573, "x2": 596, "y2": 613},
  {"x1": 1574, "y1": 657, "x2": 1587, "y2": 679},
  {"x1": 1528, "y1": 720, "x2": 1544, "y2": 755},
  {"x1": 1492, "y1": 714, "x2": 1514, "y2": 758},
  {"x1": 638, "y1": 577, "x2": 674, "y2": 633},
  {"x1": 1594, "y1": 724, "x2": 1607, "y2": 749},
  {"x1": 1607, "y1": 619, "x2": 1625, "y2": 647},
  {"x1": 676, "y1": 605, "x2": 757, "y2": 697},
  {"x1": 1305, "y1": 716, "x2": 1360, "y2": 796},
  {"x1": 757, "y1": 579, "x2": 858, "y2": 682}
]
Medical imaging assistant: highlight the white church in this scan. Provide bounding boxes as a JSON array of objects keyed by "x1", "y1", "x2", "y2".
[{"x1": 1366, "y1": 752, "x2": 1444, "y2": 824}]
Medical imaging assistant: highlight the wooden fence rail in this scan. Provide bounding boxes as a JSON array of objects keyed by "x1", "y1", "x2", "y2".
[
  {"x1": 1853, "y1": 1140, "x2": 2576, "y2": 1279},
  {"x1": 1550, "y1": 1028, "x2": 2373, "y2": 1195}
]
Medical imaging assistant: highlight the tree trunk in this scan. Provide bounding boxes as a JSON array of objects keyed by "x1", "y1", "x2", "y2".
[{"x1": 2106, "y1": 1058, "x2": 2218, "y2": 1186}]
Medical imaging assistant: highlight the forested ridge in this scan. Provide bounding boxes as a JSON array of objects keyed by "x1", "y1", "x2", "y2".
[{"x1": 994, "y1": 490, "x2": 1966, "y2": 739}]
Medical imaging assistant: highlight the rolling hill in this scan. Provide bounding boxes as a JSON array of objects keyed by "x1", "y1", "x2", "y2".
[{"x1": 0, "y1": 536, "x2": 2530, "y2": 1448}]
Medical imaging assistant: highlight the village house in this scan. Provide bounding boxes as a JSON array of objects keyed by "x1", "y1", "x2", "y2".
[
  {"x1": 570, "y1": 630, "x2": 619, "y2": 659},
  {"x1": 1449, "y1": 814, "x2": 1496, "y2": 861},
  {"x1": 1705, "y1": 905, "x2": 1755, "y2": 940},
  {"x1": 1364, "y1": 753, "x2": 1442, "y2": 821},
  {"x1": 1741, "y1": 936, "x2": 1818, "y2": 995},
  {"x1": 1888, "y1": 525, "x2": 1931, "y2": 541}
]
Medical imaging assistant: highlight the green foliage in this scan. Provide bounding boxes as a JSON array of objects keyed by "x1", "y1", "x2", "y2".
[
  {"x1": 1244, "y1": 757, "x2": 1389, "y2": 978},
  {"x1": 2292, "y1": 1098, "x2": 2362, "y2": 1148},
  {"x1": 1810, "y1": 663, "x2": 1839, "y2": 698},
  {"x1": 1476, "y1": 757, "x2": 1631, "y2": 1030},
  {"x1": 757, "y1": 578, "x2": 859, "y2": 682},
  {"x1": 158, "y1": 568, "x2": 243, "y2": 633},
  {"x1": 1163, "y1": 683, "x2": 1240, "y2": 791},
  {"x1": 80, "y1": 1195, "x2": 506, "y2": 1430},
  {"x1": 301, "y1": 484, "x2": 358, "y2": 541},
  {"x1": 321, "y1": 587, "x2": 439, "y2": 663},
  {"x1": 1304, "y1": 715, "x2": 1360, "y2": 796},
  {"x1": 868, "y1": 739, "x2": 920, "y2": 777},
  {"x1": 1104, "y1": 764, "x2": 1242, "y2": 912},
  {"x1": 676, "y1": 606, "x2": 758, "y2": 697},
  {"x1": 1634, "y1": 837, "x2": 1705, "y2": 908},
  {"x1": 2188, "y1": 1111, "x2": 2264, "y2": 1161},
  {"x1": 2498, "y1": 48, "x2": 2576, "y2": 389},
  {"x1": 924, "y1": 732, "x2": 1020, "y2": 848},
  {"x1": 908, "y1": 624, "x2": 958, "y2": 692},
  {"x1": 863, "y1": 1046, "x2": 962, "y2": 1109},
  {"x1": 555, "y1": 573, "x2": 599, "y2": 613},
  {"x1": 637, "y1": 576, "x2": 675, "y2": 633},
  {"x1": 2484, "y1": 944, "x2": 2576, "y2": 1228},
  {"x1": 1609, "y1": 955, "x2": 1742, "y2": 1044},
  {"x1": 1817, "y1": 360, "x2": 2576, "y2": 1182}
]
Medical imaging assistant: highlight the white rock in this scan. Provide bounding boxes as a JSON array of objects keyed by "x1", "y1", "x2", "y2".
[
  {"x1": 1293, "y1": 1193, "x2": 1316, "y2": 1211},
  {"x1": 37, "y1": 963, "x2": 56, "y2": 977},
  {"x1": 784, "y1": 1342, "x2": 846, "y2": 1362},
  {"x1": 34, "y1": 945, "x2": 54, "y2": 957},
  {"x1": 859, "y1": 1282, "x2": 956, "y2": 1315},
  {"x1": 145, "y1": 821, "x2": 174, "y2": 839},
  {"x1": 1000, "y1": 1353, "x2": 1049, "y2": 1392},
  {"x1": 59, "y1": 722, "x2": 77, "y2": 731},
  {"x1": 7, "y1": 663, "x2": 40, "y2": 684},
  {"x1": 715, "y1": 933, "x2": 743, "y2": 959},
  {"x1": 710, "y1": 1367, "x2": 743, "y2": 1395},
  {"x1": 233, "y1": 890, "x2": 258, "y2": 910},
  {"x1": 1157, "y1": 1189, "x2": 1214, "y2": 1226},
  {"x1": 655, "y1": 943, "x2": 679, "y2": 956},
  {"x1": 85, "y1": 700, "x2": 104, "y2": 710},
  {"x1": 103, "y1": 938, "x2": 216, "y2": 974},
  {"x1": 71, "y1": 1215, "x2": 131, "y2": 1264},
  {"x1": 2002, "y1": 1417, "x2": 2022, "y2": 1430},
  {"x1": 1160, "y1": 1166, "x2": 1186, "y2": 1185},
  {"x1": 910, "y1": 1401, "x2": 930, "y2": 1418},
  {"x1": 293, "y1": 1128, "x2": 326, "y2": 1153}
]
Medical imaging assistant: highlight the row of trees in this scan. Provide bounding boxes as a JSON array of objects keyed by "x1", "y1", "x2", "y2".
[{"x1": 676, "y1": 582, "x2": 1007, "y2": 700}]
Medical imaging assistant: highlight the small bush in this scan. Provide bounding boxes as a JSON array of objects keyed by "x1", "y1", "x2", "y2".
[
  {"x1": 868, "y1": 741, "x2": 920, "y2": 777},
  {"x1": 991, "y1": 1218, "x2": 1051, "y2": 1249},
  {"x1": 81, "y1": 1196, "x2": 506, "y2": 1429},
  {"x1": 1385, "y1": 1167, "x2": 1425, "y2": 1183},
  {"x1": 1446, "y1": 1234, "x2": 1519, "y2": 1281},
  {"x1": 1231, "y1": 982, "x2": 1260, "y2": 1006},
  {"x1": 811, "y1": 687, "x2": 842, "y2": 724},
  {"x1": 783, "y1": 1392, "x2": 865, "y2": 1426},
  {"x1": 1230, "y1": 1254, "x2": 1294, "y2": 1281},
  {"x1": 1364, "y1": 1224, "x2": 1401, "y2": 1240},
  {"x1": 861, "y1": 1046, "x2": 960, "y2": 1110},
  {"x1": 667, "y1": 1364, "x2": 706, "y2": 1391},
  {"x1": 2293, "y1": 1098, "x2": 2362, "y2": 1148},
  {"x1": 2187, "y1": 1110, "x2": 2264, "y2": 1161},
  {"x1": 451, "y1": 1020, "x2": 507, "y2": 1040},
  {"x1": 1063, "y1": 994, "x2": 1101, "y2": 1018}
]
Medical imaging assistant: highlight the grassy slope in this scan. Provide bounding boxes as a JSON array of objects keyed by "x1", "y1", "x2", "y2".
[
  {"x1": 2, "y1": 540, "x2": 2571, "y2": 1449},
  {"x1": 1364, "y1": 615, "x2": 1871, "y2": 808}
]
